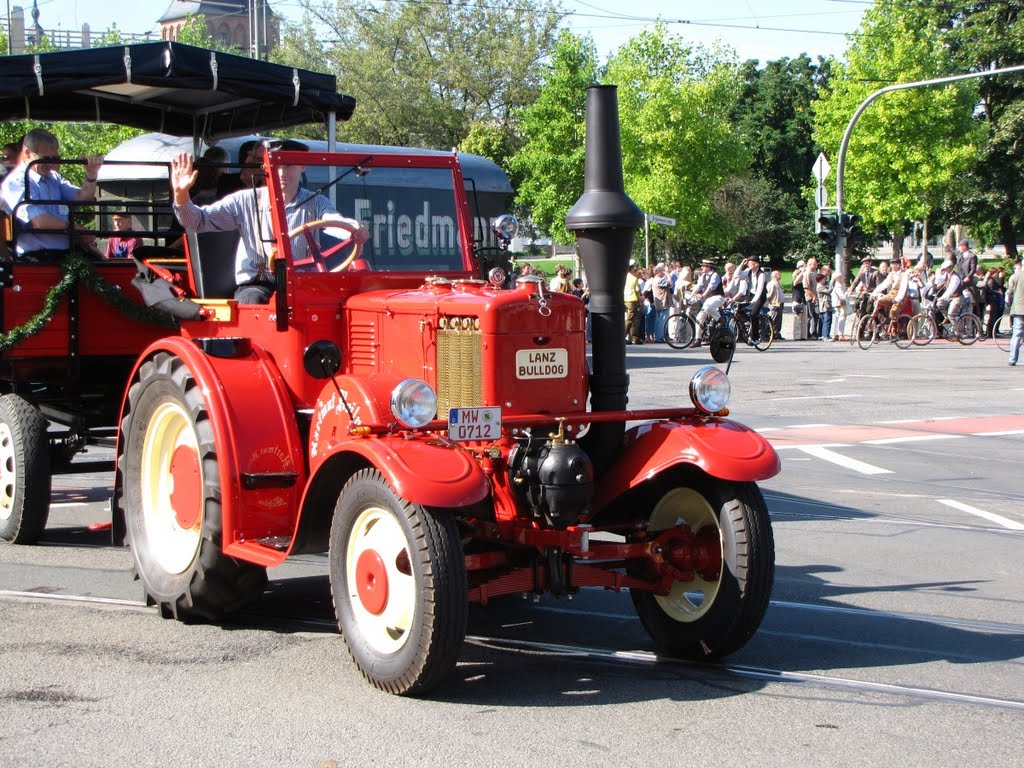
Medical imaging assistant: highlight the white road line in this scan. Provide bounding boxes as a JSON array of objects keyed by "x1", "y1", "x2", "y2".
[
  {"x1": 937, "y1": 499, "x2": 1024, "y2": 531},
  {"x1": 793, "y1": 445, "x2": 892, "y2": 475},
  {"x1": 788, "y1": 423, "x2": 836, "y2": 429},
  {"x1": 877, "y1": 419, "x2": 924, "y2": 424},
  {"x1": 863, "y1": 434, "x2": 964, "y2": 445},
  {"x1": 761, "y1": 394, "x2": 861, "y2": 402},
  {"x1": 973, "y1": 430, "x2": 1024, "y2": 437},
  {"x1": 50, "y1": 502, "x2": 89, "y2": 509}
]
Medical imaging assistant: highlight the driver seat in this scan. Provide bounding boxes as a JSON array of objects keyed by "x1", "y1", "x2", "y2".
[{"x1": 185, "y1": 230, "x2": 241, "y2": 299}]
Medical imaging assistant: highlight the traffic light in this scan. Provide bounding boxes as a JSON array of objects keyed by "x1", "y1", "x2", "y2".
[
  {"x1": 817, "y1": 211, "x2": 840, "y2": 248},
  {"x1": 842, "y1": 212, "x2": 864, "y2": 248}
]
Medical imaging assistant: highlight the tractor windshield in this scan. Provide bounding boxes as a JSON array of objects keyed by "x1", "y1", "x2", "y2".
[{"x1": 268, "y1": 154, "x2": 472, "y2": 275}]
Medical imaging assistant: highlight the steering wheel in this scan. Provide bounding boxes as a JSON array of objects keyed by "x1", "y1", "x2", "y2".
[{"x1": 286, "y1": 218, "x2": 363, "y2": 273}]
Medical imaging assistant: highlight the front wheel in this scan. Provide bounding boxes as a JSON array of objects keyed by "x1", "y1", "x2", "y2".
[
  {"x1": 118, "y1": 352, "x2": 267, "y2": 620},
  {"x1": 330, "y1": 469, "x2": 467, "y2": 695},
  {"x1": 857, "y1": 316, "x2": 878, "y2": 350},
  {"x1": 0, "y1": 394, "x2": 51, "y2": 544},
  {"x1": 751, "y1": 318, "x2": 775, "y2": 351},
  {"x1": 665, "y1": 313, "x2": 696, "y2": 349},
  {"x1": 629, "y1": 476, "x2": 774, "y2": 660},
  {"x1": 954, "y1": 313, "x2": 982, "y2": 345}
]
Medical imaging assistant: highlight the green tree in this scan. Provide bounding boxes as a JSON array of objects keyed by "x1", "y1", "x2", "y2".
[
  {"x1": 176, "y1": 14, "x2": 232, "y2": 52},
  {"x1": 606, "y1": 27, "x2": 750, "y2": 256},
  {"x1": 813, "y1": 2, "x2": 980, "y2": 252},
  {"x1": 509, "y1": 31, "x2": 599, "y2": 243},
  {"x1": 945, "y1": 2, "x2": 1024, "y2": 255},
  {"x1": 283, "y1": 0, "x2": 561, "y2": 150}
]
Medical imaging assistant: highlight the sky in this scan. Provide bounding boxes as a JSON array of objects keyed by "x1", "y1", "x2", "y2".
[{"x1": 13, "y1": 0, "x2": 868, "y2": 63}]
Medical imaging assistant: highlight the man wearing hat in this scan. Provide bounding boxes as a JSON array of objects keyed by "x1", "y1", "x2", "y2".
[
  {"x1": 691, "y1": 259, "x2": 724, "y2": 343},
  {"x1": 744, "y1": 256, "x2": 768, "y2": 342},
  {"x1": 171, "y1": 140, "x2": 369, "y2": 304},
  {"x1": 850, "y1": 256, "x2": 881, "y2": 319},
  {"x1": 933, "y1": 258, "x2": 966, "y2": 324}
]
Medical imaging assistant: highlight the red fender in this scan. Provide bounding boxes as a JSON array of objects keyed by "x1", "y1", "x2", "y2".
[
  {"x1": 307, "y1": 376, "x2": 489, "y2": 508},
  {"x1": 116, "y1": 336, "x2": 307, "y2": 566},
  {"x1": 593, "y1": 418, "x2": 780, "y2": 513}
]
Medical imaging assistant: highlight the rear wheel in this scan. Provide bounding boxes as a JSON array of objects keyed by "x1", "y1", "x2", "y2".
[
  {"x1": 0, "y1": 394, "x2": 51, "y2": 544},
  {"x1": 751, "y1": 317, "x2": 775, "y2": 351},
  {"x1": 629, "y1": 476, "x2": 774, "y2": 660},
  {"x1": 665, "y1": 313, "x2": 696, "y2": 349},
  {"x1": 954, "y1": 313, "x2": 982, "y2": 345},
  {"x1": 118, "y1": 352, "x2": 267, "y2": 620},
  {"x1": 330, "y1": 469, "x2": 467, "y2": 695},
  {"x1": 909, "y1": 313, "x2": 936, "y2": 346},
  {"x1": 992, "y1": 314, "x2": 1012, "y2": 352}
]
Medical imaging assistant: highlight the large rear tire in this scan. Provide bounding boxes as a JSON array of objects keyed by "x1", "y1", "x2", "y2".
[
  {"x1": 118, "y1": 352, "x2": 267, "y2": 620},
  {"x1": 0, "y1": 394, "x2": 51, "y2": 544},
  {"x1": 629, "y1": 476, "x2": 774, "y2": 660},
  {"x1": 330, "y1": 469, "x2": 467, "y2": 695}
]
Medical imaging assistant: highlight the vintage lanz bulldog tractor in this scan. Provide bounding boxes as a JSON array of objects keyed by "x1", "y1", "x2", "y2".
[{"x1": 5, "y1": 64, "x2": 779, "y2": 694}]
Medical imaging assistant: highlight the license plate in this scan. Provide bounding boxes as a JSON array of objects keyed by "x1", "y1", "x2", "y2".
[{"x1": 448, "y1": 407, "x2": 502, "y2": 442}]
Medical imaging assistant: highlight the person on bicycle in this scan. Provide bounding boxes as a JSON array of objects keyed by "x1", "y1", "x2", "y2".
[
  {"x1": 850, "y1": 257, "x2": 881, "y2": 318},
  {"x1": 744, "y1": 257, "x2": 768, "y2": 343},
  {"x1": 874, "y1": 256, "x2": 913, "y2": 325},
  {"x1": 932, "y1": 260, "x2": 965, "y2": 325},
  {"x1": 692, "y1": 259, "x2": 725, "y2": 343}
]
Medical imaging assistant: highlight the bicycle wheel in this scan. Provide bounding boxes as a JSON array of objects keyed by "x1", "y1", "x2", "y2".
[
  {"x1": 909, "y1": 313, "x2": 936, "y2": 346},
  {"x1": 992, "y1": 314, "x2": 1012, "y2": 352},
  {"x1": 857, "y1": 317, "x2": 878, "y2": 350},
  {"x1": 752, "y1": 318, "x2": 775, "y2": 351},
  {"x1": 954, "y1": 313, "x2": 982, "y2": 345},
  {"x1": 665, "y1": 313, "x2": 696, "y2": 349},
  {"x1": 893, "y1": 315, "x2": 913, "y2": 349}
]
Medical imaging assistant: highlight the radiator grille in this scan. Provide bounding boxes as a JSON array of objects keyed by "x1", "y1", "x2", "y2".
[{"x1": 435, "y1": 316, "x2": 482, "y2": 418}]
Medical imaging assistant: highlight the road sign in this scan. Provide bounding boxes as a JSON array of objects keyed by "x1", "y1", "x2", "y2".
[
  {"x1": 647, "y1": 214, "x2": 676, "y2": 226},
  {"x1": 812, "y1": 152, "x2": 831, "y2": 183},
  {"x1": 815, "y1": 185, "x2": 828, "y2": 208}
]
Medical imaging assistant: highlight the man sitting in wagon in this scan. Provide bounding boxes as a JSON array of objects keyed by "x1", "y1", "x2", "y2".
[{"x1": 0, "y1": 128, "x2": 104, "y2": 260}]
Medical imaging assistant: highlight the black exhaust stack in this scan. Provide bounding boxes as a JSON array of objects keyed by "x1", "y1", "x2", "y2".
[{"x1": 565, "y1": 85, "x2": 644, "y2": 473}]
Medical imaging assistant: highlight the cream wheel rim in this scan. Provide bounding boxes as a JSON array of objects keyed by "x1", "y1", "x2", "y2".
[{"x1": 0, "y1": 423, "x2": 16, "y2": 522}]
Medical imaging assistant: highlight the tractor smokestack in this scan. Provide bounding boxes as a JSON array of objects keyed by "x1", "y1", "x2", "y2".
[{"x1": 565, "y1": 85, "x2": 644, "y2": 473}]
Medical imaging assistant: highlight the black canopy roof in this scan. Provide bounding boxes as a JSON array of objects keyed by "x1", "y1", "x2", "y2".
[{"x1": 0, "y1": 42, "x2": 355, "y2": 138}]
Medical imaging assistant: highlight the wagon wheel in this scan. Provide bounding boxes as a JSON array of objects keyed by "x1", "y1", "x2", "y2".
[
  {"x1": 117, "y1": 352, "x2": 267, "y2": 620},
  {"x1": 287, "y1": 218, "x2": 362, "y2": 273},
  {"x1": 629, "y1": 475, "x2": 774, "y2": 660},
  {"x1": 330, "y1": 469, "x2": 467, "y2": 695},
  {"x1": 0, "y1": 394, "x2": 51, "y2": 544}
]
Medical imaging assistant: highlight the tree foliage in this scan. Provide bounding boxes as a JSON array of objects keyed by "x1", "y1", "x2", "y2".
[
  {"x1": 509, "y1": 31, "x2": 598, "y2": 243},
  {"x1": 606, "y1": 27, "x2": 749, "y2": 255},
  {"x1": 282, "y1": 0, "x2": 561, "y2": 151},
  {"x1": 813, "y1": 2, "x2": 980, "y2": 241}
]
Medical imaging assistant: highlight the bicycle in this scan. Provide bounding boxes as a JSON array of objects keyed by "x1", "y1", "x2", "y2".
[
  {"x1": 912, "y1": 303, "x2": 982, "y2": 346},
  {"x1": 854, "y1": 303, "x2": 913, "y2": 350},
  {"x1": 992, "y1": 313, "x2": 1013, "y2": 352},
  {"x1": 664, "y1": 307, "x2": 697, "y2": 349},
  {"x1": 724, "y1": 303, "x2": 776, "y2": 351}
]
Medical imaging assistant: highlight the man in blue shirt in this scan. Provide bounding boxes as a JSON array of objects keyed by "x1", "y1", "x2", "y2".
[{"x1": 0, "y1": 128, "x2": 104, "y2": 258}]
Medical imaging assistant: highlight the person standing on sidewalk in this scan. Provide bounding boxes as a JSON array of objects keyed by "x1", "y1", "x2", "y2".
[{"x1": 1007, "y1": 257, "x2": 1024, "y2": 366}]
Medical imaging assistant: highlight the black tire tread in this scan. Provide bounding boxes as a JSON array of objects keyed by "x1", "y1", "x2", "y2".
[{"x1": 0, "y1": 394, "x2": 52, "y2": 544}]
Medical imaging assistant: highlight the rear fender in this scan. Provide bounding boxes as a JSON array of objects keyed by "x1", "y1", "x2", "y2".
[
  {"x1": 113, "y1": 336, "x2": 306, "y2": 561},
  {"x1": 593, "y1": 418, "x2": 779, "y2": 514},
  {"x1": 306, "y1": 375, "x2": 489, "y2": 508}
]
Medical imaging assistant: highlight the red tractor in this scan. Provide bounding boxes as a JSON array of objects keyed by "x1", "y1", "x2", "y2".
[{"x1": 4, "y1": 45, "x2": 779, "y2": 696}]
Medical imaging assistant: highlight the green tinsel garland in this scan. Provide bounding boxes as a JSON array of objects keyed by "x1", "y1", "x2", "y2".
[{"x1": 0, "y1": 252, "x2": 177, "y2": 352}]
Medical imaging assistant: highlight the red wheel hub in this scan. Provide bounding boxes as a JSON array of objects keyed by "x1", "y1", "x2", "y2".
[
  {"x1": 169, "y1": 444, "x2": 202, "y2": 530},
  {"x1": 355, "y1": 548, "x2": 389, "y2": 615},
  {"x1": 666, "y1": 526, "x2": 722, "y2": 580}
]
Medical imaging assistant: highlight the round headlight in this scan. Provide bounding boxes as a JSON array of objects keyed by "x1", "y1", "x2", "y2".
[
  {"x1": 390, "y1": 379, "x2": 438, "y2": 428},
  {"x1": 492, "y1": 214, "x2": 519, "y2": 243},
  {"x1": 689, "y1": 366, "x2": 731, "y2": 414}
]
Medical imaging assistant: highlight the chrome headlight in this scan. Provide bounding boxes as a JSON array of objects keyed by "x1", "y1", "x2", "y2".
[
  {"x1": 390, "y1": 379, "x2": 438, "y2": 428},
  {"x1": 492, "y1": 214, "x2": 519, "y2": 243},
  {"x1": 689, "y1": 366, "x2": 731, "y2": 414}
]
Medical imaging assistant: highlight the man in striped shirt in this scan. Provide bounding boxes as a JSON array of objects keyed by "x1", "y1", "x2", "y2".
[{"x1": 170, "y1": 140, "x2": 368, "y2": 304}]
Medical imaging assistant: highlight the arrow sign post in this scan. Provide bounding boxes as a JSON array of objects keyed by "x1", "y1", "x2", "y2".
[{"x1": 644, "y1": 213, "x2": 677, "y2": 267}]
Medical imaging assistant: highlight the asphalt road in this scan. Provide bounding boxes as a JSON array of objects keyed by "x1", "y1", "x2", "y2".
[{"x1": 1, "y1": 337, "x2": 1021, "y2": 768}]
